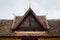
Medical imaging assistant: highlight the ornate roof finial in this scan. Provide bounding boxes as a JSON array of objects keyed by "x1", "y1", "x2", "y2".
[
  {"x1": 29, "y1": 0, "x2": 31, "y2": 8},
  {"x1": 29, "y1": 3, "x2": 31, "y2": 8}
]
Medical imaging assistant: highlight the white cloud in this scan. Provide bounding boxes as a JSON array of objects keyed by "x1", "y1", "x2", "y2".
[{"x1": 0, "y1": 0, "x2": 60, "y2": 19}]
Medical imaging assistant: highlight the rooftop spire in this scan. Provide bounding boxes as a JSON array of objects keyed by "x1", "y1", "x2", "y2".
[
  {"x1": 28, "y1": 0, "x2": 31, "y2": 8},
  {"x1": 29, "y1": 3, "x2": 31, "y2": 8}
]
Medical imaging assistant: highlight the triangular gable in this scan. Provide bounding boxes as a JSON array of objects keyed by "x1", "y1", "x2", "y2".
[{"x1": 12, "y1": 8, "x2": 46, "y2": 31}]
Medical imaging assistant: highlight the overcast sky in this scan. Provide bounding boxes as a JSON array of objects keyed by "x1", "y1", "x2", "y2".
[{"x1": 0, "y1": 0, "x2": 60, "y2": 19}]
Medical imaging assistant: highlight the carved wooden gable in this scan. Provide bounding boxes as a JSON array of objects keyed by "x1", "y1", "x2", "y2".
[{"x1": 14, "y1": 8, "x2": 45, "y2": 31}]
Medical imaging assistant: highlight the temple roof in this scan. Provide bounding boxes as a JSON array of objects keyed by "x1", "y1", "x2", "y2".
[
  {"x1": 0, "y1": 8, "x2": 60, "y2": 36},
  {"x1": 12, "y1": 8, "x2": 47, "y2": 30}
]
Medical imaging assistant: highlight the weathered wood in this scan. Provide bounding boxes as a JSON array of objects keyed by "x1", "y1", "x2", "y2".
[{"x1": 15, "y1": 12, "x2": 45, "y2": 31}]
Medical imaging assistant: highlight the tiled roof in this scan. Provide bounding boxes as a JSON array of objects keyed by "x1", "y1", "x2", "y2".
[
  {"x1": 12, "y1": 8, "x2": 47, "y2": 30},
  {"x1": 0, "y1": 18, "x2": 60, "y2": 36},
  {"x1": 0, "y1": 20, "x2": 14, "y2": 36},
  {"x1": 48, "y1": 20, "x2": 60, "y2": 36},
  {"x1": 0, "y1": 8, "x2": 60, "y2": 36}
]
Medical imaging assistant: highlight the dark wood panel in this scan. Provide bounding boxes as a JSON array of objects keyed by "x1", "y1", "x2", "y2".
[{"x1": 16, "y1": 12, "x2": 44, "y2": 31}]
